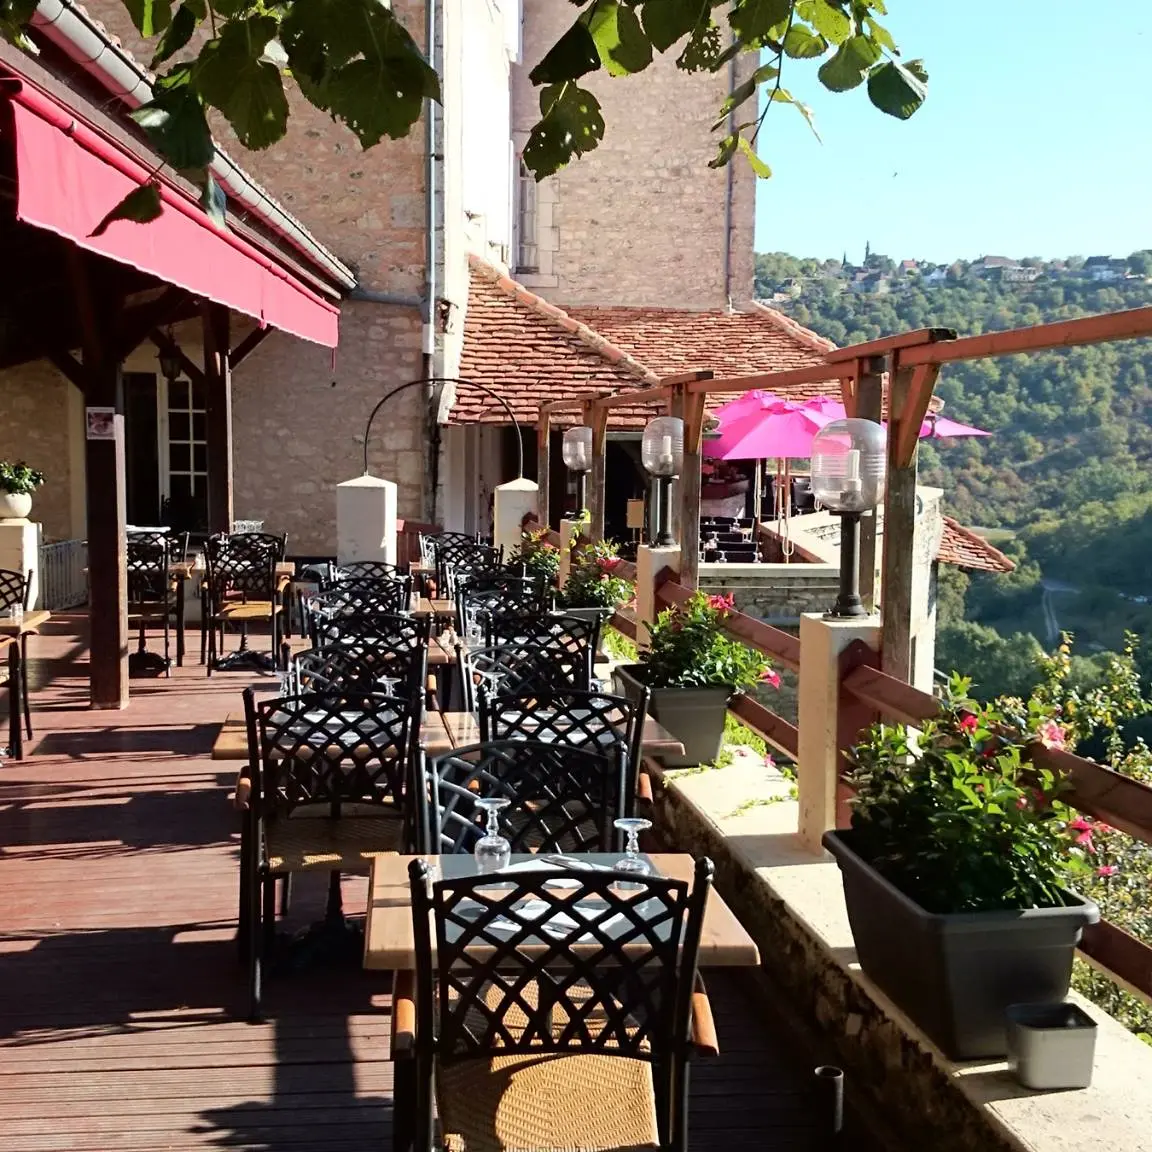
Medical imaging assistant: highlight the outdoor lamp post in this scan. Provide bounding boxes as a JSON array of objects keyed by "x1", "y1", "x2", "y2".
[
  {"x1": 561, "y1": 425, "x2": 593, "y2": 516},
  {"x1": 641, "y1": 416, "x2": 684, "y2": 547},
  {"x1": 811, "y1": 418, "x2": 887, "y2": 617}
]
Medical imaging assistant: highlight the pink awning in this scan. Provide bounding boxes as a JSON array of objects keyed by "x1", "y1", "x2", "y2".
[{"x1": 5, "y1": 80, "x2": 340, "y2": 347}]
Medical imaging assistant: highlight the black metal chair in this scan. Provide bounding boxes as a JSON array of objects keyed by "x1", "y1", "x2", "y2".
[
  {"x1": 398, "y1": 856, "x2": 717, "y2": 1152},
  {"x1": 458, "y1": 643, "x2": 588, "y2": 714},
  {"x1": 241, "y1": 686, "x2": 420, "y2": 1019},
  {"x1": 436, "y1": 543, "x2": 503, "y2": 598},
  {"x1": 484, "y1": 612, "x2": 600, "y2": 690},
  {"x1": 203, "y1": 535, "x2": 285, "y2": 674},
  {"x1": 0, "y1": 567, "x2": 32, "y2": 740},
  {"x1": 334, "y1": 560, "x2": 401, "y2": 582},
  {"x1": 303, "y1": 577, "x2": 412, "y2": 642},
  {"x1": 418, "y1": 738, "x2": 628, "y2": 856},
  {"x1": 454, "y1": 573, "x2": 550, "y2": 639},
  {"x1": 312, "y1": 613, "x2": 433, "y2": 706},
  {"x1": 126, "y1": 530, "x2": 188, "y2": 675}
]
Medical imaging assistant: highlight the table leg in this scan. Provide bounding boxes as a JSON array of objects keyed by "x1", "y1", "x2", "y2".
[
  {"x1": 9, "y1": 641, "x2": 22, "y2": 761},
  {"x1": 393, "y1": 1056, "x2": 416, "y2": 1152},
  {"x1": 175, "y1": 578, "x2": 186, "y2": 667}
]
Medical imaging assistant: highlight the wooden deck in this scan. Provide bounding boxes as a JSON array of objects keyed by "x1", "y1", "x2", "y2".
[{"x1": 0, "y1": 615, "x2": 887, "y2": 1151}]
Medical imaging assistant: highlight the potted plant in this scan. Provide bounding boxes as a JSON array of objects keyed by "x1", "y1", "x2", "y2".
[
  {"x1": 823, "y1": 675, "x2": 1099, "y2": 1061},
  {"x1": 557, "y1": 538, "x2": 634, "y2": 622},
  {"x1": 613, "y1": 591, "x2": 779, "y2": 767},
  {"x1": 0, "y1": 461, "x2": 45, "y2": 520},
  {"x1": 507, "y1": 526, "x2": 561, "y2": 586}
]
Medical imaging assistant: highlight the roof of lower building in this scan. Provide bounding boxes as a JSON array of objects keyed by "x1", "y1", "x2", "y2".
[
  {"x1": 938, "y1": 517, "x2": 1016, "y2": 574},
  {"x1": 457, "y1": 258, "x2": 840, "y2": 427}
]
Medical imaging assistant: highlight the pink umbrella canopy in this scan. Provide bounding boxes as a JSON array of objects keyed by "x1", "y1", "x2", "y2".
[
  {"x1": 800, "y1": 397, "x2": 990, "y2": 440},
  {"x1": 706, "y1": 392, "x2": 833, "y2": 461}
]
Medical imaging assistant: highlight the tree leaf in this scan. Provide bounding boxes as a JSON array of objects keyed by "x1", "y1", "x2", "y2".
[
  {"x1": 865, "y1": 15, "x2": 896, "y2": 52},
  {"x1": 729, "y1": 0, "x2": 792, "y2": 45},
  {"x1": 0, "y1": 0, "x2": 41, "y2": 45},
  {"x1": 90, "y1": 181, "x2": 163, "y2": 238},
  {"x1": 194, "y1": 16, "x2": 289, "y2": 150},
  {"x1": 324, "y1": 58, "x2": 425, "y2": 146},
  {"x1": 131, "y1": 83, "x2": 215, "y2": 170},
  {"x1": 717, "y1": 62, "x2": 778, "y2": 121},
  {"x1": 782, "y1": 24, "x2": 827, "y2": 58},
  {"x1": 522, "y1": 82, "x2": 605, "y2": 179},
  {"x1": 677, "y1": 20, "x2": 725, "y2": 72},
  {"x1": 529, "y1": 19, "x2": 601, "y2": 84},
  {"x1": 587, "y1": 2, "x2": 653, "y2": 76},
  {"x1": 867, "y1": 58, "x2": 928, "y2": 119},
  {"x1": 707, "y1": 131, "x2": 738, "y2": 169},
  {"x1": 151, "y1": 3, "x2": 198, "y2": 67},
  {"x1": 798, "y1": 0, "x2": 851, "y2": 44},
  {"x1": 737, "y1": 134, "x2": 771, "y2": 178},
  {"x1": 124, "y1": 0, "x2": 171, "y2": 38},
  {"x1": 817, "y1": 40, "x2": 868, "y2": 91},
  {"x1": 641, "y1": 0, "x2": 708, "y2": 53}
]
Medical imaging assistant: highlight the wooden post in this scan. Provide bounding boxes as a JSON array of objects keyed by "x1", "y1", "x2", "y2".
[
  {"x1": 536, "y1": 411, "x2": 551, "y2": 529},
  {"x1": 585, "y1": 400, "x2": 609, "y2": 541},
  {"x1": 203, "y1": 303, "x2": 233, "y2": 534},
  {"x1": 668, "y1": 386, "x2": 684, "y2": 543},
  {"x1": 880, "y1": 356, "x2": 941, "y2": 680},
  {"x1": 70, "y1": 250, "x2": 128, "y2": 708},
  {"x1": 852, "y1": 357, "x2": 885, "y2": 611},
  {"x1": 678, "y1": 388, "x2": 707, "y2": 590}
]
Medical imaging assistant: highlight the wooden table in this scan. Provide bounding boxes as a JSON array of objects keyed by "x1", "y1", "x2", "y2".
[
  {"x1": 414, "y1": 597, "x2": 455, "y2": 620},
  {"x1": 212, "y1": 710, "x2": 452, "y2": 760},
  {"x1": 0, "y1": 610, "x2": 50, "y2": 761},
  {"x1": 364, "y1": 852, "x2": 760, "y2": 970},
  {"x1": 430, "y1": 712, "x2": 685, "y2": 758},
  {"x1": 170, "y1": 560, "x2": 295, "y2": 584}
]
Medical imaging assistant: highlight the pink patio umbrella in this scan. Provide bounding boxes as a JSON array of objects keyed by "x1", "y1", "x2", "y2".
[
  {"x1": 706, "y1": 392, "x2": 833, "y2": 461},
  {"x1": 803, "y1": 396, "x2": 990, "y2": 440}
]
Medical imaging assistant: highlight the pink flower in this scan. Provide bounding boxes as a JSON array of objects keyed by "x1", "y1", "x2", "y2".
[
  {"x1": 1069, "y1": 817, "x2": 1094, "y2": 833},
  {"x1": 765, "y1": 753, "x2": 776, "y2": 770},
  {"x1": 1015, "y1": 796, "x2": 1029, "y2": 810},
  {"x1": 1097, "y1": 865, "x2": 1119, "y2": 878},
  {"x1": 958, "y1": 713, "x2": 979, "y2": 734},
  {"x1": 707, "y1": 592, "x2": 735, "y2": 613},
  {"x1": 597, "y1": 557, "x2": 622, "y2": 572},
  {"x1": 1036, "y1": 719, "x2": 1067, "y2": 750},
  {"x1": 761, "y1": 667, "x2": 781, "y2": 689},
  {"x1": 1096, "y1": 823, "x2": 1114, "y2": 835}
]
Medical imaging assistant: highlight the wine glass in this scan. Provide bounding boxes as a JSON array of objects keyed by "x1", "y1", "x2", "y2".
[
  {"x1": 474, "y1": 796, "x2": 511, "y2": 875},
  {"x1": 613, "y1": 817, "x2": 652, "y2": 889}
]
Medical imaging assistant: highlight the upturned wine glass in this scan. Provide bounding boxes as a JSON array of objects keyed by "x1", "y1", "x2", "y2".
[
  {"x1": 474, "y1": 796, "x2": 512, "y2": 875},
  {"x1": 613, "y1": 817, "x2": 652, "y2": 889}
]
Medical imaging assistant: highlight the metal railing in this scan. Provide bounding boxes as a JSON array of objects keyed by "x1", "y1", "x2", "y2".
[{"x1": 39, "y1": 538, "x2": 88, "y2": 610}]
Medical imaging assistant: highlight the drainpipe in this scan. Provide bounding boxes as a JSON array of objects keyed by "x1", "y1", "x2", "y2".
[
  {"x1": 722, "y1": 50, "x2": 737, "y2": 311},
  {"x1": 29, "y1": 0, "x2": 356, "y2": 292},
  {"x1": 423, "y1": 0, "x2": 441, "y2": 521}
]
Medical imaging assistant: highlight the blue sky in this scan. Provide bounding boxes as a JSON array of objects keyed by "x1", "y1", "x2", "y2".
[{"x1": 753, "y1": 1, "x2": 1151, "y2": 262}]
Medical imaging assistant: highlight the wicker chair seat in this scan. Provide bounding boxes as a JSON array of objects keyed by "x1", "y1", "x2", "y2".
[
  {"x1": 217, "y1": 600, "x2": 281, "y2": 621},
  {"x1": 264, "y1": 813, "x2": 403, "y2": 873},
  {"x1": 437, "y1": 1051, "x2": 658, "y2": 1152}
]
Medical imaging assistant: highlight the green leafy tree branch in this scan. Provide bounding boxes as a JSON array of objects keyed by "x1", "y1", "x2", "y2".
[{"x1": 0, "y1": 0, "x2": 924, "y2": 227}]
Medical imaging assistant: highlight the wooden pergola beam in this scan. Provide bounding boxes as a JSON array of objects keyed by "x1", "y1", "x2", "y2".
[
  {"x1": 678, "y1": 387, "x2": 708, "y2": 589},
  {"x1": 536, "y1": 410, "x2": 551, "y2": 531},
  {"x1": 203, "y1": 302, "x2": 234, "y2": 534},
  {"x1": 148, "y1": 329, "x2": 206, "y2": 387},
  {"x1": 46, "y1": 349, "x2": 87, "y2": 394},
  {"x1": 112, "y1": 287, "x2": 192, "y2": 362},
  {"x1": 824, "y1": 326, "x2": 956, "y2": 364},
  {"x1": 583, "y1": 397, "x2": 611, "y2": 541},
  {"x1": 228, "y1": 325, "x2": 272, "y2": 370}
]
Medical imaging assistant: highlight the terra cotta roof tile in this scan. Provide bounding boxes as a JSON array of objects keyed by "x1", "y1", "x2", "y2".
[{"x1": 938, "y1": 517, "x2": 1015, "y2": 574}]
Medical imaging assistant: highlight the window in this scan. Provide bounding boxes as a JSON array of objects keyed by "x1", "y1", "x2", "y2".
[
  {"x1": 514, "y1": 157, "x2": 538, "y2": 273},
  {"x1": 162, "y1": 375, "x2": 209, "y2": 533}
]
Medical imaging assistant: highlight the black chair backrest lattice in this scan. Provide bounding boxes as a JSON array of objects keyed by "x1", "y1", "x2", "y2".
[
  {"x1": 305, "y1": 578, "x2": 412, "y2": 636},
  {"x1": 313, "y1": 613, "x2": 431, "y2": 697},
  {"x1": 479, "y1": 688, "x2": 648, "y2": 791},
  {"x1": 410, "y1": 856, "x2": 712, "y2": 1065},
  {"x1": 436, "y1": 543, "x2": 503, "y2": 596},
  {"x1": 458, "y1": 643, "x2": 588, "y2": 714},
  {"x1": 205, "y1": 534, "x2": 280, "y2": 604},
  {"x1": 0, "y1": 568, "x2": 30, "y2": 614},
  {"x1": 292, "y1": 646, "x2": 424, "y2": 709},
  {"x1": 419, "y1": 738, "x2": 628, "y2": 856},
  {"x1": 334, "y1": 560, "x2": 400, "y2": 583},
  {"x1": 126, "y1": 531, "x2": 184, "y2": 604},
  {"x1": 483, "y1": 613, "x2": 600, "y2": 689},
  {"x1": 455, "y1": 574, "x2": 550, "y2": 636},
  {"x1": 244, "y1": 687, "x2": 418, "y2": 817}
]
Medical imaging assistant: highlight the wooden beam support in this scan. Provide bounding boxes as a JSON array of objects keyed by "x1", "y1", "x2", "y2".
[
  {"x1": 203, "y1": 303, "x2": 234, "y2": 535},
  {"x1": 854, "y1": 359, "x2": 885, "y2": 611},
  {"x1": 678, "y1": 387, "x2": 707, "y2": 590},
  {"x1": 584, "y1": 398, "x2": 610, "y2": 541},
  {"x1": 228, "y1": 325, "x2": 272, "y2": 370},
  {"x1": 668, "y1": 383, "x2": 685, "y2": 542},
  {"x1": 113, "y1": 288, "x2": 190, "y2": 362},
  {"x1": 69, "y1": 248, "x2": 129, "y2": 709},
  {"x1": 894, "y1": 363, "x2": 942, "y2": 468},
  {"x1": 824, "y1": 326, "x2": 956, "y2": 365},
  {"x1": 46, "y1": 349, "x2": 88, "y2": 394},
  {"x1": 536, "y1": 411, "x2": 551, "y2": 530},
  {"x1": 149, "y1": 329, "x2": 206, "y2": 388}
]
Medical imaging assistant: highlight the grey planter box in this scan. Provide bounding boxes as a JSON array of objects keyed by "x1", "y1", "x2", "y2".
[
  {"x1": 823, "y1": 829, "x2": 1099, "y2": 1060},
  {"x1": 1006, "y1": 1002, "x2": 1097, "y2": 1090},
  {"x1": 613, "y1": 664, "x2": 730, "y2": 768}
]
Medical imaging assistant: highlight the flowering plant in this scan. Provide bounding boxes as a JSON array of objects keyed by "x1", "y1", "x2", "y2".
[
  {"x1": 846, "y1": 674, "x2": 1089, "y2": 915},
  {"x1": 559, "y1": 538, "x2": 634, "y2": 610},
  {"x1": 638, "y1": 591, "x2": 778, "y2": 693},
  {"x1": 508, "y1": 527, "x2": 560, "y2": 584},
  {"x1": 0, "y1": 461, "x2": 45, "y2": 496}
]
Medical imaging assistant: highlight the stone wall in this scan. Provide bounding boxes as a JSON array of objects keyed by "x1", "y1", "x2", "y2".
[
  {"x1": 700, "y1": 565, "x2": 840, "y2": 623},
  {"x1": 512, "y1": 0, "x2": 756, "y2": 308},
  {"x1": 0, "y1": 363, "x2": 77, "y2": 541}
]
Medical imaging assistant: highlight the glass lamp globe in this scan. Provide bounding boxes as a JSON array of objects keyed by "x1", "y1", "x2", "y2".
[
  {"x1": 811, "y1": 419, "x2": 886, "y2": 513},
  {"x1": 641, "y1": 416, "x2": 684, "y2": 477},
  {"x1": 561, "y1": 425, "x2": 593, "y2": 473}
]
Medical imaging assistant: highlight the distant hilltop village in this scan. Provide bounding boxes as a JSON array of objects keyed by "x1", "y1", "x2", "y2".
[{"x1": 757, "y1": 246, "x2": 1148, "y2": 302}]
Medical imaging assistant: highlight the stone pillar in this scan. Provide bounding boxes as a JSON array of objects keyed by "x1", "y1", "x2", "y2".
[
  {"x1": 337, "y1": 474, "x2": 398, "y2": 567},
  {"x1": 635, "y1": 543, "x2": 681, "y2": 647},
  {"x1": 493, "y1": 478, "x2": 538, "y2": 562},
  {"x1": 0, "y1": 519, "x2": 42, "y2": 608},
  {"x1": 797, "y1": 612, "x2": 880, "y2": 853}
]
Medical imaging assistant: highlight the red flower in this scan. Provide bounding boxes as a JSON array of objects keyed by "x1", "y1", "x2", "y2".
[
  {"x1": 1097, "y1": 865, "x2": 1119, "y2": 878},
  {"x1": 597, "y1": 556, "x2": 622, "y2": 572},
  {"x1": 707, "y1": 592, "x2": 735, "y2": 613},
  {"x1": 761, "y1": 667, "x2": 781, "y2": 689},
  {"x1": 1036, "y1": 719, "x2": 1067, "y2": 750},
  {"x1": 1069, "y1": 817, "x2": 1094, "y2": 833},
  {"x1": 958, "y1": 713, "x2": 979, "y2": 734},
  {"x1": 1015, "y1": 795, "x2": 1029, "y2": 810}
]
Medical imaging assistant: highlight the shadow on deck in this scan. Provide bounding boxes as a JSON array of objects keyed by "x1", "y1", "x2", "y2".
[{"x1": 0, "y1": 615, "x2": 890, "y2": 1151}]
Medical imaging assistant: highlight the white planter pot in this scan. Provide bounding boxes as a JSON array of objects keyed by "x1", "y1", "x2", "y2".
[
  {"x1": 0, "y1": 492, "x2": 32, "y2": 520},
  {"x1": 1006, "y1": 1002, "x2": 1097, "y2": 1090}
]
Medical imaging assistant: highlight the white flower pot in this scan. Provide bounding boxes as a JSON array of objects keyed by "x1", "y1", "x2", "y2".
[
  {"x1": 1006, "y1": 1002, "x2": 1097, "y2": 1090},
  {"x1": 0, "y1": 492, "x2": 31, "y2": 520}
]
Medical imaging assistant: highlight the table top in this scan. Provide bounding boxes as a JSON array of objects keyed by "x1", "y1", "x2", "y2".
[
  {"x1": 409, "y1": 561, "x2": 435, "y2": 575},
  {"x1": 171, "y1": 561, "x2": 295, "y2": 581},
  {"x1": 0, "y1": 609, "x2": 50, "y2": 637},
  {"x1": 414, "y1": 598, "x2": 455, "y2": 618},
  {"x1": 213, "y1": 709, "x2": 452, "y2": 760},
  {"x1": 364, "y1": 852, "x2": 760, "y2": 970}
]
